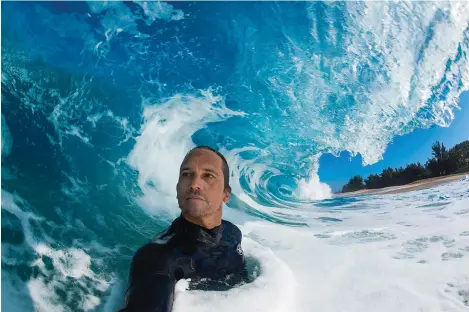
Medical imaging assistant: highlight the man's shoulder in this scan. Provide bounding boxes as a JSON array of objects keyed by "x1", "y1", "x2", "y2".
[
  {"x1": 133, "y1": 225, "x2": 176, "y2": 260},
  {"x1": 221, "y1": 219, "x2": 242, "y2": 243},
  {"x1": 133, "y1": 240, "x2": 168, "y2": 261},
  {"x1": 150, "y1": 225, "x2": 177, "y2": 245},
  {"x1": 131, "y1": 230, "x2": 177, "y2": 271}
]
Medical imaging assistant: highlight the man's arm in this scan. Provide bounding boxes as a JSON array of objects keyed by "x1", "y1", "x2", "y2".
[{"x1": 120, "y1": 245, "x2": 175, "y2": 312}]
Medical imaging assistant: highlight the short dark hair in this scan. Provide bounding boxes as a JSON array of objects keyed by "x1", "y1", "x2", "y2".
[{"x1": 184, "y1": 146, "x2": 231, "y2": 190}]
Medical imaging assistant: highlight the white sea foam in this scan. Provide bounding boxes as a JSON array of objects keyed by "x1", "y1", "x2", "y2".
[
  {"x1": 278, "y1": 2, "x2": 469, "y2": 165},
  {"x1": 124, "y1": 92, "x2": 469, "y2": 311},
  {"x1": 171, "y1": 180, "x2": 469, "y2": 312},
  {"x1": 1, "y1": 190, "x2": 112, "y2": 312},
  {"x1": 6, "y1": 179, "x2": 467, "y2": 311},
  {"x1": 127, "y1": 90, "x2": 245, "y2": 218},
  {"x1": 3, "y1": 2, "x2": 469, "y2": 312},
  {"x1": 87, "y1": 1, "x2": 184, "y2": 56},
  {"x1": 173, "y1": 238, "x2": 296, "y2": 312},
  {"x1": 296, "y1": 154, "x2": 332, "y2": 200}
]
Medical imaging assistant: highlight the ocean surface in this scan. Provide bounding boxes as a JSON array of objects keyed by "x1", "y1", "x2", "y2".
[{"x1": 2, "y1": 1, "x2": 469, "y2": 311}]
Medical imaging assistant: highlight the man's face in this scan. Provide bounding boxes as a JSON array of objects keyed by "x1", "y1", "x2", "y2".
[{"x1": 176, "y1": 149, "x2": 230, "y2": 219}]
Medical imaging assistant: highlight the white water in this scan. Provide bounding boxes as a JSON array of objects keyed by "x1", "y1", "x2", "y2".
[
  {"x1": 173, "y1": 180, "x2": 469, "y2": 312},
  {"x1": 2, "y1": 2, "x2": 469, "y2": 310},
  {"x1": 127, "y1": 90, "x2": 246, "y2": 217},
  {"x1": 296, "y1": 155, "x2": 333, "y2": 200},
  {"x1": 125, "y1": 92, "x2": 469, "y2": 311},
  {"x1": 3, "y1": 86, "x2": 467, "y2": 312},
  {"x1": 5, "y1": 177, "x2": 468, "y2": 312}
]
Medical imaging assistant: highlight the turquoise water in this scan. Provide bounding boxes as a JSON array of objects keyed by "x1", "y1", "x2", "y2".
[{"x1": 2, "y1": 2, "x2": 469, "y2": 311}]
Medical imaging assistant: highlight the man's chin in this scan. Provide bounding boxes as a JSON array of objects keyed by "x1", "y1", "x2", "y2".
[{"x1": 181, "y1": 204, "x2": 208, "y2": 218}]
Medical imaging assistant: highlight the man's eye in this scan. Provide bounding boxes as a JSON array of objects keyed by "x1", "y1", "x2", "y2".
[
  {"x1": 181, "y1": 172, "x2": 191, "y2": 177},
  {"x1": 205, "y1": 173, "x2": 215, "y2": 179}
]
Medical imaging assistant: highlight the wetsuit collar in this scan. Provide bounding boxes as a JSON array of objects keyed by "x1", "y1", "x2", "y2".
[{"x1": 174, "y1": 215, "x2": 223, "y2": 246}]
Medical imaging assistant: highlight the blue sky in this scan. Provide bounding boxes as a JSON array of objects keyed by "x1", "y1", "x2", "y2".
[{"x1": 319, "y1": 91, "x2": 469, "y2": 192}]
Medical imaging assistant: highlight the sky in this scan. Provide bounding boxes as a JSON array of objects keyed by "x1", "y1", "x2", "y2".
[{"x1": 319, "y1": 91, "x2": 469, "y2": 192}]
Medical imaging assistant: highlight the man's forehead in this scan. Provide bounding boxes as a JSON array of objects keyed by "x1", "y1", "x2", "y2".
[{"x1": 181, "y1": 148, "x2": 223, "y2": 168}]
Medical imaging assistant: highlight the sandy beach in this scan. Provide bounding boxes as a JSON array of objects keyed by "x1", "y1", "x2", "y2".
[{"x1": 337, "y1": 172, "x2": 469, "y2": 197}]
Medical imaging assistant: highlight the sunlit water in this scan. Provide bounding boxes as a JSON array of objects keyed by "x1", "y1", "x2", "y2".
[{"x1": 2, "y1": 2, "x2": 469, "y2": 311}]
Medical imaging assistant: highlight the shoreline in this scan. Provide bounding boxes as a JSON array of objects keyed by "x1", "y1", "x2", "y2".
[{"x1": 336, "y1": 172, "x2": 469, "y2": 197}]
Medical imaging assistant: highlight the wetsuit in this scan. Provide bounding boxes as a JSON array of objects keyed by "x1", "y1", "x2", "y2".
[{"x1": 121, "y1": 215, "x2": 245, "y2": 312}]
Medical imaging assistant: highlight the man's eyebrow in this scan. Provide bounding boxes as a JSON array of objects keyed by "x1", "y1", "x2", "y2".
[
  {"x1": 202, "y1": 168, "x2": 219, "y2": 175},
  {"x1": 180, "y1": 167, "x2": 219, "y2": 175}
]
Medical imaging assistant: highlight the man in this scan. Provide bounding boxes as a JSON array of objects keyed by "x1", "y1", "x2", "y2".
[{"x1": 121, "y1": 146, "x2": 245, "y2": 312}]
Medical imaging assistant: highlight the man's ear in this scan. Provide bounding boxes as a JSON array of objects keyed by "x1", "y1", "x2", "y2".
[{"x1": 223, "y1": 187, "x2": 231, "y2": 203}]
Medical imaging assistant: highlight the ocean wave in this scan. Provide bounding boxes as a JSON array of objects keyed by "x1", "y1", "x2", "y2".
[{"x1": 2, "y1": 2, "x2": 469, "y2": 311}]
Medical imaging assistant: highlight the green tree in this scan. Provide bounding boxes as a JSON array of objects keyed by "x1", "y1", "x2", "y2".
[
  {"x1": 341, "y1": 175, "x2": 365, "y2": 193},
  {"x1": 364, "y1": 174, "x2": 382, "y2": 189},
  {"x1": 403, "y1": 162, "x2": 429, "y2": 182},
  {"x1": 426, "y1": 141, "x2": 451, "y2": 176},
  {"x1": 448, "y1": 141, "x2": 469, "y2": 172},
  {"x1": 381, "y1": 167, "x2": 395, "y2": 187},
  {"x1": 431, "y1": 141, "x2": 447, "y2": 161}
]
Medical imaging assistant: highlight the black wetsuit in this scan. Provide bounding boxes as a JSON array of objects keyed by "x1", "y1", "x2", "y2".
[{"x1": 121, "y1": 216, "x2": 245, "y2": 312}]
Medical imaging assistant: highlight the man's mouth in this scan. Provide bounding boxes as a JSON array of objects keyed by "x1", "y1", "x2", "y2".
[{"x1": 186, "y1": 196, "x2": 204, "y2": 201}]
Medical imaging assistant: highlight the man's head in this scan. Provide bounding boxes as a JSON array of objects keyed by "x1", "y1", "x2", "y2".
[{"x1": 176, "y1": 146, "x2": 231, "y2": 228}]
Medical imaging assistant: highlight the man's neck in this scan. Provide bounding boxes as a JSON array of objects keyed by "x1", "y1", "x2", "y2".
[{"x1": 182, "y1": 211, "x2": 222, "y2": 230}]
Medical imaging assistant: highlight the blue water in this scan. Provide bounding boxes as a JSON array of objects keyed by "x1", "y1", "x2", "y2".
[{"x1": 2, "y1": 2, "x2": 469, "y2": 311}]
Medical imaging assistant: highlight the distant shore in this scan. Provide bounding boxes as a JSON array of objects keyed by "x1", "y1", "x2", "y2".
[{"x1": 336, "y1": 172, "x2": 469, "y2": 197}]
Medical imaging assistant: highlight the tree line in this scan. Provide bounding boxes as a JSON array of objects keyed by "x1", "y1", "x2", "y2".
[{"x1": 341, "y1": 140, "x2": 469, "y2": 193}]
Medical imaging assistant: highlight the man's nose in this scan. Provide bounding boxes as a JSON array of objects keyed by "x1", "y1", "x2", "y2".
[{"x1": 189, "y1": 174, "x2": 203, "y2": 190}]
